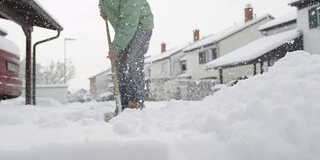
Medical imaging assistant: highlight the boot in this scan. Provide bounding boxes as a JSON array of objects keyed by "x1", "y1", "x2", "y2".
[{"x1": 128, "y1": 99, "x2": 144, "y2": 109}]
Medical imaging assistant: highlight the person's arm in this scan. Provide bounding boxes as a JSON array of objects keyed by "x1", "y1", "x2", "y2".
[
  {"x1": 110, "y1": 0, "x2": 141, "y2": 55},
  {"x1": 98, "y1": 0, "x2": 103, "y2": 14}
]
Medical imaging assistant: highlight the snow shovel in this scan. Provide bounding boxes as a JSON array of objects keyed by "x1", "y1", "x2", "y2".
[{"x1": 104, "y1": 20, "x2": 122, "y2": 122}]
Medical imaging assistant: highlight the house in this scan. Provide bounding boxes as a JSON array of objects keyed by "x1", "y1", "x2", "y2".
[
  {"x1": 204, "y1": 0, "x2": 320, "y2": 84},
  {"x1": 144, "y1": 41, "x2": 191, "y2": 101},
  {"x1": 183, "y1": 4, "x2": 274, "y2": 80},
  {"x1": 146, "y1": 42, "x2": 190, "y2": 79},
  {"x1": 289, "y1": 0, "x2": 320, "y2": 55},
  {"x1": 145, "y1": 30, "x2": 224, "y2": 101},
  {"x1": 88, "y1": 69, "x2": 113, "y2": 98}
]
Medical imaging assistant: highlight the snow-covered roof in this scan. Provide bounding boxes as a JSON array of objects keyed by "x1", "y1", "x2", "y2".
[
  {"x1": 88, "y1": 69, "x2": 112, "y2": 79},
  {"x1": 288, "y1": 0, "x2": 301, "y2": 4},
  {"x1": 0, "y1": 36, "x2": 20, "y2": 57},
  {"x1": 206, "y1": 29, "x2": 302, "y2": 69},
  {"x1": 289, "y1": 0, "x2": 320, "y2": 6},
  {"x1": 0, "y1": 27, "x2": 8, "y2": 36},
  {"x1": 183, "y1": 14, "x2": 273, "y2": 52},
  {"x1": 32, "y1": 0, "x2": 62, "y2": 27},
  {"x1": 259, "y1": 11, "x2": 297, "y2": 31},
  {"x1": 34, "y1": 84, "x2": 68, "y2": 88},
  {"x1": 177, "y1": 72, "x2": 191, "y2": 78},
  {"x1": 147, "y1": 43, "x2": 190, "y2": 63}
]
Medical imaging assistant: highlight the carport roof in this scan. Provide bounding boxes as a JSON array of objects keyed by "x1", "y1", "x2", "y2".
[
  {"x1": 0, "y1": 0, "x2": 63, "y2": 31},
  {"x1": 205, "y1": 29, "x2": 302, "y2": 69}
]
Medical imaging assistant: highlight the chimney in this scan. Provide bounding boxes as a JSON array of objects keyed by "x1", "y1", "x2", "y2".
[
  {"x1": 161, "y1": 43, "x2": 166, "y2": 53},
  {"x1": 244, "y1": 4, "x2": 253, "y2": 22},
  {"x1": 193, "y1": 29, "x2": 200, "y2": 42}
]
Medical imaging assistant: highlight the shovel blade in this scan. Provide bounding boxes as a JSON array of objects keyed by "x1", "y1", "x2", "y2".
[{"x1": 104, "y1": 112, "x2": 116, "y2": 122}]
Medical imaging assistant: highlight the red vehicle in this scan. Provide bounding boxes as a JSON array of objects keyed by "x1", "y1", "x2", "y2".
[{"x1": 0, "y1": 34, "x2": 22, "y2": 100}]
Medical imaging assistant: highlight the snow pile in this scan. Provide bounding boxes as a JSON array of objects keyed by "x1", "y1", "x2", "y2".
[{"x1": 0, "y1": 51, "x2": 320, "y2": 160}]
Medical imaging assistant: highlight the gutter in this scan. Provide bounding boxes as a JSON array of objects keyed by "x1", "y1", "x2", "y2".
[{"x1": 31, "y1": 30, "x2": 62, "y2": 105}]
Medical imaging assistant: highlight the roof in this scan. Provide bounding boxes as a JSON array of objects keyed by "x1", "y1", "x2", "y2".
[
  {"x1": 0, "y1": 0, "x2": 63, "y2": 31},
  {"x1": 147, "y1": 43, "x2": 190, "y2": 63},
  {"x1": 289, "y1": 0, "x2": 320, "y2": 7},
  {"x1": 205, "y1": 29, "x2": 302, "y2": 69},
  {"x1": 177, "y1": 72, "x2": 191, "y2": 78},
  {"x1": 259, "y1": 11, "x2": 297, "y2": 31},
  {"x1": 88, "y1": 69, "x2": 112, "y2": 79},
  {"x1": 288, "y1": 0, "x2": 301, "y2": 4},
  {"x1": 183, "y1": 14, "x2": 274, "y2": 52}
]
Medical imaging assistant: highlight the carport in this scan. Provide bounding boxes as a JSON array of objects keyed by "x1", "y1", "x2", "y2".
[
  {"x1": 0, "y1": 0, "x2": 63, "y2": 105},
  {"x1": 205, "y1": 29, "x2": 303, "y2": 84}
]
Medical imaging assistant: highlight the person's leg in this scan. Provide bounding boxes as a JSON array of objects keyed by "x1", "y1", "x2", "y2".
[
  {"x1": 115, "y1": 53, "x2": 130, "y2": 110},
  {"x1": 126, "y1": 29, "x2": 152, "y2": 106}
]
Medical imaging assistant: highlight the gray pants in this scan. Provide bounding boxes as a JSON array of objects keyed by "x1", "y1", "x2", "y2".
[{"x1": 116, "y1": 29, "x2": 152, "y2": 109}]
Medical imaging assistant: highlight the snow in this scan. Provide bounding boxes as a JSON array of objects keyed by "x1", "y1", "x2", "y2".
[
  {"x1": 183, "y1": 14, "x2": 273, "y2": 52},
  {"x1": 1, "y1": 51, "x2": 320, "y2": 160},
  {"x1": 177, "y1": 72, "x2": 190, "y2": 78},
  {"x1": 259, "y1": 10, "x2": 297, "y2": 31},
  {"x1": 288, "y1": 0, "x2": 301, "y2": 4},
  {"x1": 33, "y1": 84, "x2": 68, "y2": 88},
  {"x1": 88, "y1": 69, "x2": 112, "y2": 79},
  {"x1": 32, "y1": 0, "x2": 62, "y2": 28},
  {"x1": 206, "y1": 29, "x2": 301, "y2": 69},
  {"x1": 0, "y1": 36, "x2": 20, "y2": 56}
]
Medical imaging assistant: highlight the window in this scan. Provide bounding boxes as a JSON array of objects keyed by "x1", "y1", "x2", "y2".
[
  {"x1": 180, "y1": 61, "x2": 187, "y2": 73},
  {"x1": 199, "y1": 48, "x2": 218, "y2": 64},
  {"x1": 148, "y1": 68, "x2": 151, "y2": 77},
  {"x1": 6, "y1": 61, "x2": 19, "y2": 73},
  {"x1": 161, "y1": 62, "x2": 168, "y2": 76},
  {"x1": 309, "y1": 6, "x2": 320, "y2": 29}
]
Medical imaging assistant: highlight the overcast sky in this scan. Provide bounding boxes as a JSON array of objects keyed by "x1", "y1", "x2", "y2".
[{"x1": 1, "y1": 0, "x2": 295, "y2": 91}]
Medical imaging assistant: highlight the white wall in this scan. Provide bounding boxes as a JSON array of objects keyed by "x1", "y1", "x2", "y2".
[
  {"x1": 144, "y1": 63, "x2": 152, "y2": 79},
  {"x1": 95, "y1": 71, "x2": 112, "y2": 94},
  {"x1": 186, "y1": 17, "x2": 272, "y2": 80},
  {"x1": 186, "y1": 50, "x2": 219, "y2": 80},
  {"x1": 170, "y1": 51, "x2": 187, "y2": 77},
  {"x1": 218, "y1": 19, "x2": 269, "y2": 57},
  {"x1": 150, "y1": 58, "x2": 171, "y2": 78},
  {"x1": 264, "y1": 23, "x2": 297, "y2": 36},
  {"x1": 297, "y1": 4, "x2": 320, "y2": 55},
  {"x1": 21, "y1": 85, "x2": 68, "y2": 104}
]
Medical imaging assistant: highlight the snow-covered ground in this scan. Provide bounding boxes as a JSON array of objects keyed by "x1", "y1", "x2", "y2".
[{"x1": 1, "y1": 51, "x2": 320, "y2": 160}]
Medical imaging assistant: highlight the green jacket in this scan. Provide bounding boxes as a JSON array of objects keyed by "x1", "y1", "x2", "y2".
[{"x1": 99, "y1": 0, "x2": 154, "y2": 55}]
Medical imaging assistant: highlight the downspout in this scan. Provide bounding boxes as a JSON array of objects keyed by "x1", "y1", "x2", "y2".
[
  {"x1": 169, "y1": 57, "x2": 172, "y2": 78},
  {"x1": 253, "y1": 63, "x2": 257, "y2": 75},
  {"x1": 218, "y1": 68, "x2": 223, "y2": 84},
  {"x1": 32, "y1": 31, "x2": 61, "y2": 105},
  {"x1": 260, "y1": 60, "x2": 264, "y2": 74}
]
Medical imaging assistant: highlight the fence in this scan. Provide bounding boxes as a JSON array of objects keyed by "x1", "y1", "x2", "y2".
[{"x1": 145, "y1": 78, "x2": 217, "y2": 101}]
